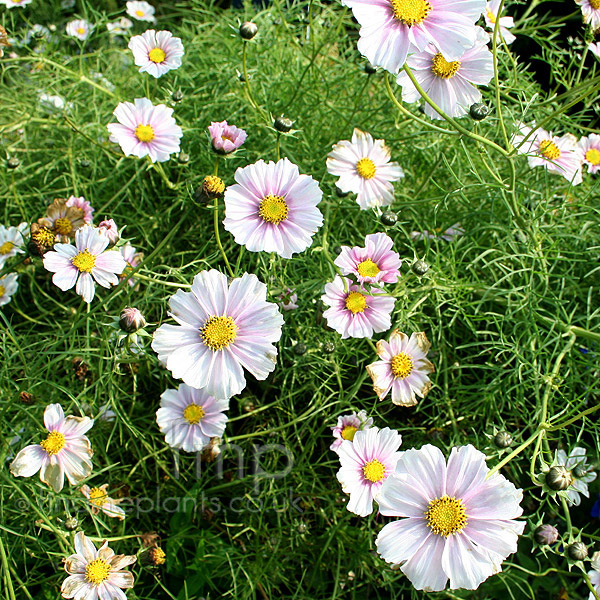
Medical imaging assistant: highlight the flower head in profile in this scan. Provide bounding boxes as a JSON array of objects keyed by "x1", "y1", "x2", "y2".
[
  {"x1": 107, "y1": 98, "x2": 183, "y2": 163},
  {"x1": 208, "y1": 120, "x2": 247, "y2": 154},
  {"x1": 80, "y1": 484, "x2": 126, "y2": 520},
  {"x1": 152, "y1": 269, "x2": 284, "y2": 400},
  {"x1": 556, "y1": 447, "x2": 597, "y2": 506},
  {"x1": 337, "y1": 426, "x2": 402, "y2": 516},
  {"x1": 223, "y1": 158, "x2": 324, "y2": 259},
  {"x1": 484, "y1": 0, "x2": 515, "y2": 44},
  {"x1": 330, "y1": 409, "x2": 374, "y2": 452},
  {"x1": 576, "y1": 0, "x2": 600, "y2": 31},
  {"x1": 588, "y1": 552, "x2": 600, "y2": 600},
  {"x1": 376, "y1": 444, "x2": 525, "y2": 591},
  {"x1": 0, "y1": 222, "x2": 27, "y2": 268},
  {"x1": 98, "y1": 219, "x2": 119, "y2": 244},
  {"x1": 367, "y1": 330, "x2": 434, "y2": 406},
  {"x1": 10, "y1": 404, "x2": 94, "y2": 492},
  {"x1": 61, "y1": 532, "x2": 136, "y2": 599},
  {"x1": 120, "y1": 242, "x2": 143, "y2": 287},
  {"x1": 127, "y1": 0, "x2": 156, "y2": 22},
  {"x1": 43, "y1": 225, "x2": 127, "y2": 303},
  {"x1": 0, "y1": 272, "x2": 18, "y2": 306},
  {"x1": 66, "y1": 20, "x2": 91, "y2": 41},
  {"x1": 327, "y1": 129, "x2": 404, "y2": 209},
  {"x1": 0, "y1": 0, "x2": 33, "y2": 8},
  {"x1": 66, "y1": 195, "x2": 94, "y2": 224},
  {"x1": 107, "y1": 17, "x2": 134, "y2": 35},
  {"x1": 578, "y1": 134, "x2": 600, "y2": 174},
  {"x1": 277, "y1": 287, "x2": 298, "y2": 311},
  {"x1": 38, "y1": 198, "x2": 85, "y2": 243},
  {"x1": 156, "y1": 384, "x2": 229, "y2": 452},
  {"x1": 129, "y1": 30, "x2": 184, "y2": 78}
]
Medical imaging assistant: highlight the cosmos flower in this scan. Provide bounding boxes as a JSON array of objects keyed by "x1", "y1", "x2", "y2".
[
  {"x1": 43, "y1": 225, "x2": 127, "y2": 303},
  {"x1": 119, "y1": 242, "x2": 143, "y2": 287},
  {"x1": 334, "y1": 232, "x2": 402, "y2": 285},
  {"x1": 98, "y1": 219, "x2": 119, "y2": 244},
  {"x1": 223, "y1": 158, "x2": 324, "y2": 259},
  {"x1": 277, "y1": 287, "x2": 298, "y2": 311},
  {"x1": 0, "y1": 272, "x2": 18, "y2": 306},
  {"x1": 0, "y1": 0, "x2": 33, "y2": 8},
  {"x1": 107, "y1": 18, "x2": 134, "y2": 35},
  {"x1": 588, "y1": 552, "x2": 600, "y2": 600},
  {"x1": 410, "y1": 223, "x2": 464, "y2": 241},
  {"x1": 208, "y1": 120, "x2": 248, "y2": 154},
  {"x1": 321, "y1": 276, "x2": 395, "y2": 339},
  {"x1": 156, "y1": 384, "x2": 229, "y2": 452},
  {"x1": 327, "y1": 129, "x2": 404, "y2": 209},
  {"x1": 80, "y1": 484, "x2": 126, "y2": 520},
  {"x1": 126, "y1": 0, "x2": 156, "y2": 22},
  {"x1": 376, "y1": 444, "x2": 525, "y2": 591},
  {"x1": 66, "y1": 195, "x2": 94, "y2": 224},
  {"x1": 152, "y1": 269, "x2": 284, "y2": 400},
  {"x1": 556, "y1": 447, "x2": 597, "y2": 506},
  {"x1": 578, "y1": 134, "x2": 600, "y2": 174},
  {"x1": 366, "y1": 330, "x2": 434, "y2": 406},
  {"x1": 0, "y1": 222, "x2": 27, "y2": 268},
  {"x1": 65, "y1": 20, "x2": 91, "y2": 41},
  {"x1": 336, "y1": 426, "x2": 402, "y2": 516},
  {"x1": 576, "y1": 0, "x2": 600, "y2": 31},
  {"x1": 484, "y1": 0, "x2": 516, "y2": 44},
  {"x1": 38, "y1": 198, "x2": 85, "y2": 243},
  {"x1": 107, "y1": 98, "x2": 183, "y2": 163},
  {"x1": 341, "y1": 0, "x2": 486, "y2": 74},
  {"x1": 128, "y1": 30, "x2": 184, "y2": 78},
  {"x1": 330, "y1": 409, "x2": 374, "y2": 452},
  {"x1": 10, "y1": 404, "x2": 94, "y2": 493}
]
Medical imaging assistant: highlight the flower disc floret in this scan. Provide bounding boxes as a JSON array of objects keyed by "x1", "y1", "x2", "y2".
[
  {"x1": 345, "y1": 291, "x2": 367, "y2": 314},
  {"x1": 258, "y1": 195, "x2": 289, "y2": 224},
  {"x1": 391, "y1": 352, "x2": 413, "y2": 378},
  {"x1": 149, "y1": 47, "x2": 166, "y2": 62},
  {"x1": 539, "y1": 139, "x2": 561, "y2": 160},
  {"x1": 135, "y1": 124, "x2": 155, "y2": 142},
  {"x1": 88, "y1": 487, "x2": 108, "y2": 507},
  {"x1": 40, "y1": 431, "x2": 66, "y2": 455},
  {"x1": 183, "y1": 404, "x2": 205, "y2": 424},
  {"x1": 431, "y1": 53, "x2": 460, "y2": 78},
  {"x1": 200, "y1": 316, "x2": 238, "y2": 351},
  {"x1": 425, "y1": 495, "x2": 468, "y2": 536},
  {"x1": 390, "y1": 0, "x2": 432, "y2": 24},
  {"x1": 72, "y1": 250, "x2": 97, "y2": 273},
  {"x1": 356, "y1": 158, "x2": 377, "y2": 179},
  {"x1": 363, "y1": 459, "x2": 386, "y2": 482},
  {"x1": 341, "y1": 425, "x2": 358, "y2": 441},
  {"x1": 85, "y1": 559, "x2": 111, "y2": 585}
]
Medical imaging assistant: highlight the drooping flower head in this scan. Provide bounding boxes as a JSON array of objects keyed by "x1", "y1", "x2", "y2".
[
  {"x1": 336, "y1": 426, "x2": 402, "y2": 516},
  {"x1": 208, "y1": 120, "x2": 248, "y2": 154},
  {"x1": 120, "y1": 242, "x2": 143, "y2": 287},
  {"x1": 484, "y1": 0, "x2": 516, "y2": 44},
  {"x1": 556, "y1": 446, "x2": 597, "y2": 506},
  {"x1": 152, "y1": 269, "x2": 284, "y2": 400},
  {"x1": 327, "y1": 129, "x2": 404, "y2": 209},
  {"x1": 129, "y1": 30, "x2": 184, "y2": 78},
  {"x1": 126, "y1": 0, "x2": 156, "y2": 22},
  {"x1": 330, "y1": 409, "x2": 374, "y2": 452},
  {"x1": 80, "y1": 484, "x2": 126, "y2": 520},
  {"x1": 107, "y1": 17, "x2": 134, "y2": 35},
  {"x1": 376, "y1": 444, "x2": 525, "y2": 591},
  {"x1": 107, "y1": 98, "x2": 183, "y2": 163},
  {"x1": 10, "y1": 404, "x2": 94, "y2": 492},
  {"x1": 66, "y1": 19, "x2": 91, "y2": 41},
  {"x1": 0, "y1": 272, "x2": 18, "y2": 306},
  {"x1": 223, "y1": 158, "x2": 324, "y2": 259},
  {"x1": 66, "y1": 195, "x2": 94, "y2": 224},
  {"x1": 576, "y1": 0, "x2": 600, "y2": 31},
  {"x1": 38, "y1": 198, "x2": 85, "y2": 243},
  {"x1": 0, "y1": 223, "x2": 27, "y2": 268},
  {"x1": 578, "y1": 134, "x2": 600, "y2": 174},
  {"x1": 0, "y1": 0, "x2": 33, "y2": 8}
]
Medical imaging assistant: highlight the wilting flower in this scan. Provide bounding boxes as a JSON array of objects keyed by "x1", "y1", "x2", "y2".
[
  {"x1": 484, "y1": 0, "x2": 515, "y2": 44},
  {"x1": 0, "y1": 272, "x2": 18, "y2": 306},
  {"x1": 126, "y1": 0, "x2": 156, "y2": 22},
  {"x1": 152, "y1": 269, "x2": 284, "y2": 400},
  {"x1": 376, "y1": 444, "x2": 525, "y2": 591},
  {"x1": 335, "y1": 232, "x2": 401, "y2": 285},
  {"x1": 129, "y1": 29, "x2": 184, "y2": 78},
  {"x1": 38, "y1": 198, "x2": 85, "y2": 243},
  {"x1": 0, "y1": 0, "x2": 33, "y2": 8},
  {"x1": 107, "y1": 18, "x2": 134, "y2": 35},
  {"x1": 223, "y1": 158, "x2": 323, "y2": 259},
  {"x1": 81, "y1": 484, "x2": 126, "y2": 520},
  {"x1": 556, "y1": 447, "x2": 597, "y2": 506},
  {"x1": 327, "y1": 129, "x2": 404, "y2": 209},
  {"x1": 330, "y1": 409, "x2": 373, "y2": 452},
  {"x1": 120, "y1": 242, "x2": 143, "y2": 287},
  {"x1": 588, "y1": 552, "x2": 600, "y2": 600},
  {"x1": 576, "y1": 0, "x2": 600, "y2": 31},
  {"x1": 578, "y1": 134, "x2": 600, "y2": 174},
  {"x1": 66, "y1": 195, "x2": 94, "y2": 224},
  {"x1": 367, "y1": 330, "x2": 434, "y2": 406},
  {"x1": 65, "y1": 20, "x2": 91, "y2": 41},
  {"x1": 410, "y1": 223, "x2": 464, "y2": 241},
  {"x1": 156, "y1": 384, "x2": 229, "y2": 452},
  {"x1": 341, "y1": 0, "x2": 486, "y2": 73},
  {"x1": 208, "y1": 120, "x2": 248, "y2": 154},
  {"x1": 321, "y1": 276, "x2": 395, "y2": 339},
  {"x1": 61, "y1": 532, "x2": 136, "y2": 599},
  {"x1": 43, "y1": 225, "x2": 127, "y2": 303},
  {"x1": 29, "y1": 224, "x2": 55, "y2": 256},
  {"x1": 277, "y1": 287, "x2": 298, "y2": 311},
  {"x1": 10, "y1": 404, "x2": 94, "y2": 492},
  {"x1": 98, "y1": 219, "x2": 119, "y2": 244},
  {"x1": 336, "y1": 426, "x2": 402, "y2": 516},
  {"x1": 0, "y1": 223, "x2": 27, "y2": 268},
  {"x1": 107, "y1": 98, "x2": 183, "y2": 163}
]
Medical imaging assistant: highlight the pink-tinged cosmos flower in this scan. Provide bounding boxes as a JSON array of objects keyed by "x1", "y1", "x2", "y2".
[
  {"x1": 10, "y1": 404, "x2": 94, "y2": 493},
  {"x1": 223, "y1": 158, "x2": 324, "y2": 259},
  {"x1": 0, "y1": 272, "x2": 18, "y2": 306},
  {"x1": 367, "y1": 330, "x2": 434, "y2": 406},
  {"x1": 107, "y1": 98, "x2": 183, "y2": 163},
  {"x1": 81, "y1": 484, "x2": 126, "y2": 520},
  {"x1": 330, "y1": 409, "x2": 374, "y2": 452},
  {"x1": 578, "y1": 133, "x2": 600, "y2": 174},
  {"x1": 43, "y1": 225, "x2": 127, "y2": 303},
  {"x1": 66, "y1": 19, "x2": 91, "y2": 41},
  {"x1": 0, "y1": 223, "x2": 27, "y2": 268},
  {"x1": 556, "y1": 447, "x2": 597, "y2": 506},
  {"x1": 107, "y1": 17, "x2": 134, "y2": 35},
  {"x1": 98, "y1": 219, "x2": 119, "y2": 244},
  {"x1": 321, "y1": 276, "x2": 395, "y2": 339},
  {"x1": 590, "y1": 42, "x2": 600, "y2": 59},
  {"x1": 0, "y1": 0, "x2": 33, "y2": 8},
  {"x1": 335, "y1": 232, "x2": 401, "y2": 285},
  {"x1": 512, "y1": 125, "x2": 583, "y2": 186},
  {"x1": 126, "y1": 0, "x2": 155, "y2": 22},
  {"x1": 327, "y1": 129, "x2": 404, "y2": 209},
  {"x1": 576, "y1": 0, "x2": 600, "y2": 31},
  {"x1": 156, "y1": 384, "x2": 229, "y2": 452},
  {"x1": 152, "y1": 269, "x2": 284, "y2": 400},
  {"x1": 208, "y1": 120, "x2": 248, "y2": 154},
  {"x1": 128, "y1": 30, "x2": 184, "y2": 78},
  {"x1": 484, "y1": 0, "x2": 515, "y2": 44},
  {"x1": 120, "y1": 242, "x2": 143, "y2": 287},
  {"x1": 66, "y1": 195, "x2": 94, "y2": 224},
  {"x1": 376, "y1": 444, "x2": 525, "y2": 591},
  {"x1": 411, "y1": 223, "x2": 464, "y2": 241},
  {"x1": 61, "y1": 532, "x2": 136, "y2": 600},
  {"x1": 341, "y1": 0, "x2": 486, "y2": 73},
  {"x1": 336, "y1": 426, "x2": 402, "y2": 516},
  {"x1": 588, "y1": 552, "x2": 600, "y2": 600},
  {"x1": 277, "y1": 287, "x2": 298, "y2": 311}
]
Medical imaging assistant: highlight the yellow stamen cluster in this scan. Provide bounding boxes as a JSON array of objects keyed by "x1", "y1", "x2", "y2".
[
  {"x1": 539, "y1": 139, "x2": 561, "y2": 160},
  {"x1": 203, "y1": 175, "x2": 225, "y2": 197},
  {"x1": 148, "y1": 546, "x2": 166, "y2": 565},
  {"x1": 136, "y1": 9, "x2": 145, "y2": 16},
  {"x1": 148, "y1": 47, "x2": 166, "y2": 63},
  {"x1": 591, "y1": 0, "x2": 600, "y2": 8},
  {"x1": 88, "y1": 487, "x2": 108, "y2": 507},
  {"x1": 357, "y1": 258, "x2": 380, "y2": 278},
  {"x1": 363, "y1": 459, "x2": 386, "y2": 482},
  {"x1": 425, "y1": 495, "x2": 468, "y2": 537},
  {"x1": 0, "y1": 285, "x2": 5, "y2": 297},
  {"x1": 183, "y1": 403, "x2": 205, "y2": 425},
  {"x1": 356, "y1": 157, "x2": 376, "y2": 180},
  {"x1": 135, "y1": 124, "x2": 155, "y2": 143},
  {"x1": 200, "y1": 316, "x2": 238, "y2": 351},
  {"x1": 431, "y1": 53, "x2": 461, "y2": 79},
  {"x1": 487, "y1": 9, "x2": 497, "y2": 23},
  {"x1": 33, "y1": 227, "x2": 55, "y2": 249},
  {"x1": 390, "y1": 0, "x2": 432, "y2": 25},
  {"x1": 345, "y1": 291, "x2": 367, "y2": 314},
  {"x1": 258, "y1": 195, "x2": 289, "y2": 225},
  {"x1": 54, "y1": 217, "x2": 73, "y2": 236},
  {"x1": 585, "y1": 148, "x2": 600, "y2": 165},
  {"x1": 85, "y1": 558, "x2": 111, "y2": 585},
  {"x1": 0, "y1": 241, "x2": 13, "y2": 255},
  {"x1": 72, "y1": 250, "x2": 96, "y2": 273},
  {"x1": 76, "y1": 28, "x2": 86, "y2": 35},
  {"x1": 390, "y1": 352, "x2": 413, "y2": 379},
  {"x1": 40, "y1": 431, "x2": 66, "y2": 456},
  {"x1": 341, "y1": 425, "x2": 358, "y2": 441}
]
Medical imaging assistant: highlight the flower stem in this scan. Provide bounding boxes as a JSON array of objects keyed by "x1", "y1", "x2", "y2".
[{"x1": 213, "y1": 195, "x2": 234, "y2": 278}]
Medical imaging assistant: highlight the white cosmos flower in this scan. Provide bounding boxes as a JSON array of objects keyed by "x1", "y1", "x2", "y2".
[
  {"x1": 556, "y1": 447, "x2": 597, "y2": 506},
  {"x1": 80, "y1": 484, "x2": 126, "y2": 520},
  {"x1": 0, "y1": 272, "x2": 18, "y2": 306},
  {"x1": 0, "y1": 222, "x2": 27, "y2": 268},
  {"x1": 484, "y1": 0, "x2": 516, "y2": 45},
  {"x1": 126, "y1": 0, "x2": 156, "y2": 22},
  {"x1": 65, "y1": 19, "x2": 91, "y2": 41},
  {"x1": 128, "y1": 29, "x2": 184, "y2": 78}
]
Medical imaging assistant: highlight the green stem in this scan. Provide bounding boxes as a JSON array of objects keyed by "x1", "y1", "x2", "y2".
[
  {"x1": 213, "y1": 195, "x2": 234, "y2": 278},
  {"x1": 152, "y1": 161, "x2": 177, "y2": 190},
  {"x1": 547, "y1": 402, "x2": 600, "y2": 432},
  {"x1": 486, "y1": 429, "x2": 542, "y2": 479},
  {"x1": 135, "y1": 272, "x2": 191, "y2": 289},
  {"x1": 491, "y1": 0, "x2": 510, "y2": 149},
  {"x1": 242, "y1": 41, "x2": 269, "y2": 122},
  {"x1": 560, "y1": 496, "x2": 573, "y2": 542},
  {"x1": 583, "y1": 572, "x2": 600, "y2": 600},
  {"x1": 0, "y1": 536, "x2": 16, "y2": 600}
]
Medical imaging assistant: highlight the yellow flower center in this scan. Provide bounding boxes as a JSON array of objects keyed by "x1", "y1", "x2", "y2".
[
  {"x1": 431, "y1": 53, "x2": 461, "y2": 79},
  {"x1": 136, "y1": 9, "x2": 145, "y2": 16},
  {"x1": 200, "y1": 316, "x2": 238, "y2": 351},
  {"x1": 487, "y1": 8, "x2": 497, "y2": 23},
  {"x1": 390, "y1": 0, "x2": 432, "y2": 25},
  {"x1": 88, "y1": 487, "x2": 108, "y2": 507},
  {"x1": 591, "y1": 0, "x2": 600, "y2": 8},
  {"x1": 539, "y1": 139, "x2": 561, "y2": 160},
  {"x1": 0, "y1": 241, "x2": 13, "y2": 255},
  {"x1": 425, "y1": 495, "x2": 468, "y2": 537},
  {"x1": 85, "y1": 558, "x2": 111, "y2": 585},
  {"x1": 40, "y1": 431, "x2": 66, "y2": 456},
  {"x1": 183, "y1": 403, "x2": 205, "y2": 424},
  {"x1": 363, "y1": 459, "x2": 386, "y2": 482},
  {"x1": 72, "y1": 250, "x2": 96, "y2": 273},
  {"x1": 135, "y1": 124, "x2": 155, "y2": 143},
  {"x1": 341, "y1": 425, "x2": 358, "y2": 441},
  {"x1": 390, "y1": 352, "x2": 413, "y2": 379},
  {"x1": 585, "y1": 148, "x2": 600, "y2": 165},
  {"x1": 0, "y1": 285, "x2": 5, "y2": 297},
  {"x1": 77, "y1": 27, "x2": 85, "y2": 35},
  {"x1": 54, "y1": 217, "x2": 73, "y2": 236},
  {"x1": 203, "y1": 175, "x2": 225, "y2": 196},
  {"x1": 357, "y1": 258, "x2": 380, "y2": 278},
  {"x1": 258, "y1": 194, "x2": 289, "y2": 225},
  {"x1": 356, "y1": 157, "x2": 376, "y2": 179},
  {"x1": 345, "y1": 291, "x2": 367, "y2": 314},
  {"x1": 33, "y1": 227, "x2": 55, "y2": 248},
  {"x1": 148, "y1": 47, "x2": 166, "y2": 63}
]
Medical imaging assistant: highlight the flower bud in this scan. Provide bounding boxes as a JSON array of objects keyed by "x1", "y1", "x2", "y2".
[
  {"x1": 335, "y1": 187, "x2": 350, "y2": 198},
  {"x1": 201, "y1": 437, "x2": 221, "y2": 462},
  {"x1": 64, "y1": 516, "x2": 79, "y2": 530},
  {"x1": 178, "y1": 152, "x2": 190, "y2": 164},
  {"x1": 172, "y1": 90, "x2": 184, "y2": 103},
  {"x1": 469, "y1": 103, "x2": 490, "y2": 121},
  {"x1": 274, "y1": 116, "x2": 294, "y2": 133},
  {"x1": 534, "y1": 524, "x2": 559, "y2": 545},
  {"x1": 323, "y1": 341, "x2": 335, "y2": 354},
  {"x1": 79, "y1": 159, "x2": 91, "y2": 169},
  {"x1": 240, "y1": 21, "x2": 258, "y2": 40},
  {"x1": 412, "y1": 260, "x2": 429, "y2": 276},
  {"x1": 98, "y1": 219, "x2": 119, "y2": 244},
  {"x1": 381, "y1": 211, "x2": 398, "y2": 226},
  {"x1": 494, "y1": 431, "x2": 513, "y2": 448},
  {"x1": 294, "y1": 343, "x2": 307, "y2": 356},
  {"x1": 7, "y1": 157, "x2": 20, "y2": 169},
  {"x1": 119, "y1": 307, "x2": 146, "y2": 334},
  {"x1": 364, "y1": 61, "x2": 377, "y2": 74},
  {"x1": 546, "y1": 465, "x2": 573, "y2": 491},
  {"x1": 567, "y1": 542, "x2": 588, "y2": 561}
]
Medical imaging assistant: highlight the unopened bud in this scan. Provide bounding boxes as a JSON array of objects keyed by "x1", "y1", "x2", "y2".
[
  {"x1": 534, "y1": 524, "x2": 559, "y2": 545},
  {"x1": 494, "y1": 431, "x2": 513, "y2": 448},
  {"x1": 546, "y1": 465, "x2": 573, "y2": 491},
  {"x1": 172, "y1": 90, "x2": 184, "y2": 102},
  {"x1": 381, "y1": 211, "x2": 397, "y2": 226},
  {"x1": 274, "y1": 116, "x2": 294, "y2": 133},
  {"x1": 567, "y1": 542, "x2": 588, "y2": 561},
  {"x1": 19, "y1": 391, "x2": 35, "y2": 405},
  {"x1": 364, "y1": 61, "x2": 377, "y2": 74},
  {"x1": 573, "y1": 464, "x2": 588, "y2": 478},
  {"x1": 119, "y1": 307, "x2": 146, "y2": 333},
  {"x1": 412, "y1": 260, "x2": 429, "y2": 276},
  {"x1": 294, "y1": 343, "x2": 307, "y2": 356},
  {"x1": 7, "y1": 157, "x2": 20, "y2": 169},
  {"x1": 470, "y1": 103, "x2": 490, "y2": 121},
  {"x1": 240, "y1": 22, "x2": 258, "y2": 40},
  {"x1": 64, "y1": 516, "x2": 79, "y2": 530}
]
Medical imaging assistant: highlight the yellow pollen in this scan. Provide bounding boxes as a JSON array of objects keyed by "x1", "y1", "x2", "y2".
[
  {"x1": 363, "y1": 459, "x2": 386, "y2": 482},
  {"x1": 425, "y1": 495, "x2": 468, "y2": 537},
  {"x1": 183, "y1": 403, "x2": 205, "y2": 425},
  {"x1": 40, "y1": 431, "x2": 66, "y2": 456},
  {"x1": 341, "y1": 425, "x2": 358, "y2": 441},
  {"x1": 356, "y1": 157, "x2": 376, "y2": 179},
  {"x1": 390, "y1": 0, "x2": 432, "y2": 25},
  {"x1": 431, "y1": 53, "x2": 461, "y2": 79},
  {"x1": 148, "y1": 47, "x2": 166, "y2": 63},
  {"x1": 585, "y1": 148, "x2": 600, "y2": 165},
  {"x1": 390, "y1": 352, "x2": 413, "y2": 379},
  {"x1": 33, "y1": 228, "x2": 55, "y2": 248},
  {"x1": 539, "y1": 139, "x2": 561, "y2": 160},
  {"x1": 0, "y1": 241, "x2": 13, "y2": 255},
  {"x1": 85, "y1": 558, "x2": 111, "y2": 585},
  {"x1": 0, "y1": 285, "x2": 4, "y2": 297},
  {"x1": 345, "y1": 291, "x2": 367, "y2": 314},
  {"x1": 487, "y1": 9, "x2": 497, "y2": 23},
  {"x1": 357, "y1": 258, "x2": 380, "y2": 278},
  {"x1": 591, "y1": 0, "x2": 600, "y2": 8},
  {"x1": 88, "y1": 487, "x2": 108, "y2": 507},
  {"x1": 200, "y1": 316, "x2": 238, "y2": 351},
  {"x1": 203, "y1": 175, "x2": 226, "y2": 196},
  {"x1": 77, "y1": 27, "x2": 85, "y2": 35},
  {"x1": 258, "y1": 194, "x2": 289, "y2": 225},
  {"x1": 54, "y1": 217, "x2": 73, "y2": 236},
  {"x1": 72, "y1": 250, "x2": 96, "y2": 273},
  {"x1": 135, "y1": 124, "x2": 155, "y2": 143},
  {"x1": 136, "y1": 9, "x2": 145, "y2": 16}
]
